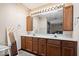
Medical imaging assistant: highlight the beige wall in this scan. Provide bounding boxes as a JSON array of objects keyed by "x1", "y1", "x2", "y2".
[
  {"x1": 0, "y1": 3, "x2": 29, "y2": 50},
  {"x1": 73, "y1": 3, "x2": 79, "y2": 55}
]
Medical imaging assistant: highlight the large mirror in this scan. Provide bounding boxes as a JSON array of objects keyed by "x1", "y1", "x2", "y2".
[
  {"x1": 47, "y1": 8, "x2": 63, "y2": 34},
  {"x1": 33, "y1": 8, "x2": 63, "y2": 34}
]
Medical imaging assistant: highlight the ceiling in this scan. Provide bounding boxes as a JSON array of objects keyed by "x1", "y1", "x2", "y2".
[{"x1": 22, "y1": 3, "x2": 48, "y2": 10}]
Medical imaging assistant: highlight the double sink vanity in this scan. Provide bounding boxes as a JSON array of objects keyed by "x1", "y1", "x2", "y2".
[
  {"x1": 21, "y1": 34, "x2": 77, "y2": 56},
  {"x1": 21, "y1": 4, "x2": 78, "y2": 56}
]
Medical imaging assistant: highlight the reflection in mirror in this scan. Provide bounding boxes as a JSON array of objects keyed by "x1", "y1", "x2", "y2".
[
  {"x1": 32, "y1": 8, "x2": 63, "y2": 34},
  {"x1": 47, "y1": 8, "x2": 63, "y2": 34}
]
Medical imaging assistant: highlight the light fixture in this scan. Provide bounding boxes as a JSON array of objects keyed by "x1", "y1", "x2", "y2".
[{"x1": 31, "y1": 4, "x2": 65, "y2": 16}]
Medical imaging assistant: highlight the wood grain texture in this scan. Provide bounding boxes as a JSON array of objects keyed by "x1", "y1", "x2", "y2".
[
  {"x1": 38, "y1": 38, "x2": 47, "y2": 56},
  {"x1": 26, "y1": 37, "x2": 32, "y2": 52},
  {"x1": 47, "y1": 39, "x2": 61, "y2": 56},
  {"x1": 26, "y1": 16, "x2": 32, "y2": 31},
  {"x1": 62, "y1": 40, "x2": 77, "y2": 56},
  {"x1": 32, "y1": 38, "x2": 39, "y2": 54},
  {"x1": 63, "y1": 5, "x2": 73, "y2": 31},
  {"x1": 21, "y1": 36, "x2": 26, "y2": 50}
]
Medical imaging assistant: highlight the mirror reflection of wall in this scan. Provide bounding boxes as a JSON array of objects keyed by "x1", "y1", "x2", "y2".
[
  {"x1": 33, "y1": 16, "x2": 47, "y2": 34},
  {"x1": 38, "y1": 16, "x2": 47, "y2": 34}
]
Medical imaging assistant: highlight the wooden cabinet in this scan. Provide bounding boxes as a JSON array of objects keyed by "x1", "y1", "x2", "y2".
[
  {"x1": 63, "y1": 5, "x2": 73, "y2": 31},
  {"x1": 38, "y1": 38, "x2": 47, "y2": 56},
  {"x1": 47, "y1": 39, "x2": 61, "y2": 56},
  {"x1": 21, "y1": 36, "x2": 77, "y2": 56},
  {"x1": 26, "y1": 37, "x2": 32, "y2": 52},
  {"x1": 26, "y1": 16, "x2": 33, "y2": 31},
  {"x1": 21, "y1": 36, "x2": 26, "y2": 50},
  {"x1": 32, "y1": 37, "x2": 38, "y2": 54},
  {"x1": 62, "y1": 47, "x2": 75, "y2": 56},
  {"x1": 21, "y1": 36, "x2": 32, "y2": 52},
  {"x1": 62, "y1": 40, "x2": 77, "y2": 56}
]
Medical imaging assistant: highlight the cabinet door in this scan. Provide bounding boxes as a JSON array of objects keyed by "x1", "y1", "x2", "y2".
[
  {"x1": 47, "y1": 44, "x2": 61, "y2": 56},
  {"x1": 62, "y1": 40, "x2": 77, "y2": 56},
  {"x1": 21, "y1": 36, "x2": 26, "y2": 50},
  {"x1": 38, "y1": 38, "x2": 46, "y2": 56},
  {"x1": 26, "y1": 16, "x2": 32, "y2": 31},
  {"x1": 32, "y1": 38, "x2": 38, "y2": 54},
  {"x1": 62, "y1": 47, "x2": 76, "y2": 56},
  {"x1": 63, "y1": 5, "x2": 73, "y2": 31},
  {"x1": 26, "y1": 37, "x2": 32, "y2": 52},
  {"x1": 47, "y1": 39, "x2": 61, "y2": 56}
]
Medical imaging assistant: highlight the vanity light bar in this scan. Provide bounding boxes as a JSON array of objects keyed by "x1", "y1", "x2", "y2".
[{"x1": 31, "y1": 4, "x2": 65, "y2": 16}]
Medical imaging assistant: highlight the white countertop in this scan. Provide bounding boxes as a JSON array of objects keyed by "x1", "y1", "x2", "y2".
[{"x1": 21, "y1": 34, "x2": 78, "y2": 41}]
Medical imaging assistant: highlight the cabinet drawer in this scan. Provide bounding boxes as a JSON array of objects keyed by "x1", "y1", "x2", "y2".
[
  {"x1": 21, "y1": 36, "x2": 26, "y2": 39},
  {"x1": 62, "y1": 40, "x2": 77, "y2": 48},
  {"x1": 38, "y1": 38, "x2": 46, "y2": 44},
  {"x1": 47, "y1": 39, "x2": 61, "y2": 46},
  {"x1": 33, "y1": 38, "x2": 38, "y2": 42},
  {"x1": 26, "y1": 37, "x2": 32, "y2": 41},
  {"x1": 47, "y1": 44, "x2": 61, "y2": 56}
]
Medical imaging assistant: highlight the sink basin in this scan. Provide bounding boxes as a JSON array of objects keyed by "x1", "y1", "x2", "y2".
[
  {"x1": 54, "y1": 35, "x2": 57, "y2": 38},
  {"x1": 33, "y1": 33, "x2": 36, "y2": 36}
]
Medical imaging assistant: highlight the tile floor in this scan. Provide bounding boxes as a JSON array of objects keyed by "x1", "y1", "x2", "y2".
[
  {"x1": 18, "y1": 50, "x2": 36, "y2": 56},
  {"x1": 0, "y1": 50, "x2": 35, "y2": 56}
]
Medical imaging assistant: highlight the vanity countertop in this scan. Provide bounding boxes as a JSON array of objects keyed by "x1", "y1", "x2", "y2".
[{"x1": 21, "y1": 34, "x2": 78, "y2": 41}]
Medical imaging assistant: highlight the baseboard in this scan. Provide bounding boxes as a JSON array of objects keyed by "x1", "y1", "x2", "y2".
[
  {"x1": 5, "y1": 54, "x2": 9, "y2": 56},
  {"x1": 5, "y1": 49, "x2": 38, "y2": 56},
  {"x1": 21, "y1": 49, "x2": 39, "y2": 56},
  {"x1": 18, "y1": 49, "x2": 21, "y2": 51}
]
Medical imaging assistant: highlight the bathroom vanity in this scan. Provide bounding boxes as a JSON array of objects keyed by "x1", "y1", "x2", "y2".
[
  {"x1": 21, "y1": 35, "x2": 77, "y2": 56},
  {"x1": 23, "y1": 5, "x2": 76, "y2": 56}
]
